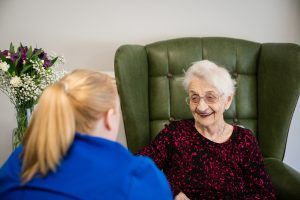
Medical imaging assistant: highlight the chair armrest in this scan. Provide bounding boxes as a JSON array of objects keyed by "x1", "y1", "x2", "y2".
[{"x1": 264, "y1": 157, "x2": 300, "y2": 199}]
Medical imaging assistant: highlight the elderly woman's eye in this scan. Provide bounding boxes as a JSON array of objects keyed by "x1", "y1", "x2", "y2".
[
  {"x1": 206, "y1": 94, "x2": 217, "y2": 102},
  {"x1": 191, "y1": 95, "x2": 200, "y2": 102},
  {"x1": 207, "y1": 95, "x2": 216, "y2": 99}
]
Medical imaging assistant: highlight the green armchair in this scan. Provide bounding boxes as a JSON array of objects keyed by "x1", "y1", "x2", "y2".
[{"x1": 114, "y1": 37, "x2": 300, "y2": 199}]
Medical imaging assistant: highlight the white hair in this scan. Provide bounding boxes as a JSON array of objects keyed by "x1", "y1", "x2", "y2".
[{"x1": 183, "y1": 60, "x2": 236, "y2": 97}]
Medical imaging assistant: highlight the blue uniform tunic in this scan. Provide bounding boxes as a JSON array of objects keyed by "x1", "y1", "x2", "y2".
[{"x1": 0, "y1": 133, "x2": 172, "y2": 200}]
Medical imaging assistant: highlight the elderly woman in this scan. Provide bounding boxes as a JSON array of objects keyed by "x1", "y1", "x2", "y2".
[{"x1": 137, "y1": 60, "x2": 275, "y2": 200}]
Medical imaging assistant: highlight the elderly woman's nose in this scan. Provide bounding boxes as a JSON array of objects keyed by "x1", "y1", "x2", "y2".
[{"x1": 196, "y1": 98, "x2": 209, "y2": 110}]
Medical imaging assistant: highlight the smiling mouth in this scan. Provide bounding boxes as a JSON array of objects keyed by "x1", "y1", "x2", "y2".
[{"x1": 195, "y1": 111, "x2": 214, "y2": 117}]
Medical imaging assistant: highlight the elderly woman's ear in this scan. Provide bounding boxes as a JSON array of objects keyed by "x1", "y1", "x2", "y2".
[{"x1": 224, "y1": 95, "x2": 233, "y2": 110}]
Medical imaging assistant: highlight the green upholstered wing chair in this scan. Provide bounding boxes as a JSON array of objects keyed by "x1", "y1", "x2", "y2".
[{"x1": 114, "y1": 37, "x2": 300, "y2": 199}]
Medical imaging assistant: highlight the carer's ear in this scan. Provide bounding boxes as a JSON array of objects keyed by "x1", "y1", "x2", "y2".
[
  {"x1": 225, "y1": 95, "x2": 233, "y2": 110},
  {"x1": 103, "y1": 108, "x2": 115, "y2": 131}
]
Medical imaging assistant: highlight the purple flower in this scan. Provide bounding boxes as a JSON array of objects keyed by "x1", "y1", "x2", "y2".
[
  {"x1": 2, "y1": 50, "x2": 9, "y2": 56},
  {"x1": 32, "y1": 48, "x2": 37, "y2": 54},
  {"x1": 43, "y1": 59, "x2": 51, "y2": 68},
  {"x1": 10, "y1": 53, "x2": 19, "y2": 62},
  {"x1": 18, "y1": 46, "x2": 28, "y2": 60},
  {"x1": 33, "y1": 48, "x2": 45, "y2": 58},
  {"x1": 38, "y1": 52, "x2": 47, "y2": 60},
  {"x1": 33, "y1": 48, "x2": 43, "y2": 56},
  {"x1": 18, "y1": 46, "x2": 28, "y2": 53}
]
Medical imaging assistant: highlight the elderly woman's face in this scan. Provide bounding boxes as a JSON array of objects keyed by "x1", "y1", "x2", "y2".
[{"x1": 188, "y1": 77, "x2": 232, "y2": 128}]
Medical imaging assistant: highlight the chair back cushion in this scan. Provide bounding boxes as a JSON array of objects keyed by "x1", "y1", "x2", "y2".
[{"x1": 146, "y1": 38, "x2": 260, "y2": 140}]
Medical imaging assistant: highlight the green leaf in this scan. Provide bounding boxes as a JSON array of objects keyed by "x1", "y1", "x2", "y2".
[
  {"x1": 14, "y1": 57, "x2": 20, "y2": 68},
  {"x1": 27, "y1": 46, "x2": 33, "y2": 58},
  {"x1": 0, "y1": 54, "x2": 6, "y2": 62},
  {"x1": 7, "y1": 62, "x2": 16, "y2": 75},
  {"x1": 50, "y1": 57, "x2": 58, "y2": 66},
  {"x1": 31, "y1": 54, "x2": 39, "y2": 61},
  {"x1": 19, "y1": 43, "x2": 23, "y2": 51},
  {"x1": 9, "y1": 42, "x2": 15, "y2": 53},
  {"x1": 21, "y1": 64, "x2": 33, "y2": 74}
]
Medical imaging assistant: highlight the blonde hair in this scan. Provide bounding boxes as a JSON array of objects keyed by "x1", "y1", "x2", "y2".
[
  {"x1": 183, "y1": 60, "x2": 236, "y2": 97},
  {"x1": 21, "y1": 69, "x2": 117, "y2": 183}
]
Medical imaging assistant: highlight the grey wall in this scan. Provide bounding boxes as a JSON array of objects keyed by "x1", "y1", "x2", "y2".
[{"x1": 0, "y1": 0, "x2": 299, "y2": 172}]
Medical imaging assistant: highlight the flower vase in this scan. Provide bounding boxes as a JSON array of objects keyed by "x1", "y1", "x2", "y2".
[{"x1": 13, "y1": 105, "x2": 33, "y2": 149}]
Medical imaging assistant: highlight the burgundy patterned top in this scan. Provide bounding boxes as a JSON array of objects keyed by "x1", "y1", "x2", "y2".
[{"x1": 137, "y1": 119, "x2": 276, "y2": 200}]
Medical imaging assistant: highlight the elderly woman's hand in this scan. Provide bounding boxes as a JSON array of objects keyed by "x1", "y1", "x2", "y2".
[{"x1": 175, "y1": 192, "x2": 190, "y2": 200}]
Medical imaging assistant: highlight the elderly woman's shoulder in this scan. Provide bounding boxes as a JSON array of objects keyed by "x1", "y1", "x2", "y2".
[{"x1": 234, "y1": 125, "x2": 257, "y2": 144}]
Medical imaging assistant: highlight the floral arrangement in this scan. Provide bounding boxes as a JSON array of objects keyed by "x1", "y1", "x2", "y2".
[{"x1": 0, "y1": 43, "x2": 65, "y2": 147}]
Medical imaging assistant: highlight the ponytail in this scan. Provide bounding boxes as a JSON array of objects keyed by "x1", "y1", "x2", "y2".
[
  {"x1": 20, "y1": 69, "x2": 117, "y2": 183},
  {"x1": 21, "y1": 82, "x2": 75, "y2": 183}
]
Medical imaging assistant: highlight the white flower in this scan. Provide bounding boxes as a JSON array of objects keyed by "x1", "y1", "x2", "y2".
[
  {"x1": 0, "y1": 62, "x2": 9, "y2": 72},
  {"x1": 10, "y1": 76, "x2": 22, "y2": 87}
]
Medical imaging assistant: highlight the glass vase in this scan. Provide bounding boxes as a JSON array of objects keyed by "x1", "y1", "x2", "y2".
[{"x1": 12, "y1": 105, "x2": 33, "y2": 149}]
